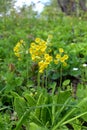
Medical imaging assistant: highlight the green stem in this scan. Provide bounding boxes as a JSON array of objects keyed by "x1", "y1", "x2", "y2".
[
  {"x1": 42, "y1": 73, "x2": 44, "y2": 87},
  {"x1": 27, "y1": 60, "x2": 29, "y2": 87},
  {"x1": 38, "y1": 72, "x2": 40, "y2": 87},
  {"x1": 45, "y1": 70, "x2": 48, "y2": 89},
  {"x1": 60, "y1": 64, "x2": 62, "y2": 89}
]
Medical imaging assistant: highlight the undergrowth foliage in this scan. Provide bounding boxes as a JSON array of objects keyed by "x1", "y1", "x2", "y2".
[{"x1": 1, "y1": 6, "x2": 87, "y2": 129}]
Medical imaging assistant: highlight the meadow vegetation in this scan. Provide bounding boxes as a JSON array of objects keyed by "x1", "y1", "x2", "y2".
[{"x1": 1, "y1": 1, "x2": 87, "y2": 129}]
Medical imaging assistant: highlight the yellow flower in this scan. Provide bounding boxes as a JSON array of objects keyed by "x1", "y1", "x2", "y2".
[
  {"x1": 40, "y1": 45, "x2": 47, "y2": 52},
  {"x1": 13, "y1": 47, "x2": 19, "y2": 52},
  {"x1": 35, "y1": 38, "x2": 41, "y2": 43},
  {"x1": 36, "y1": 45, "x2": 40, "y2": 51},
  {"x1": 29, "y1": 48, "x2": 33, "y2": 54},
  {"x1": 44, "y1": 54, "x2": 52, "y2": 63},
  {"x1": 46, "y1": 57, "x2": 52, "y2": 63},
  {"x1": 39, "y1": 69, "x2": 43, "y2": 73},
  {"x1": 31, "y1": 55, "x2": 36, "y2": 61},
  {"x1": 38, "y1": 60, "x2": 44, "y2": 67},
  {"x1": 60, "y1": 54, "x2": 69, "y2": 63},
  {"x1": 59, "y1": 48, "x2": 64, "y2": 53},
  {"x1": 16, "y1": 42, "x2": 21, "y2": 47},
  {"x1": 14, "y1": 52, "x2": 20, "y2": 58},
  {"x1": 13, "y1": 40, "x2": 26, "y2": 59},
  {"x1": 44, "y1": 54, "x2": 49, "y2": 59},
  {"x1": 34, "y1": 51, "x2": 40, "y2": 56},
  {"x1": 38, "y1": 61, "x2": 48, "y2": 73},
  {"x1": 56, "y1": 54, "x2": 61, "y2": 59},
  {"x1": 20, "y1": 39, "x2": 24, "y2": 44},
  {"x1": 41, "y1": 47, "x2": 46, "y2": 52},
  {"x1": 54, "y1": 59, "x2": 58, "y2": 64},
  {"x1": 35, "y1": 56, "x2": 41, "y2": 60},
  {"x1": 39, "y1": 65, "x2": 45, "y2": 73},
  {"x1": 30, "y1": 42, "x2": 36, "y2": 48},
  {"x1": 63, "y1": 62, "x2": 67, "y2": 66},
  {"x1": 63, "y1": 54, "x2": 69, "y2": 60},
  {"x1": 60, "y1": 57, "x2": 65, "y2": 63},
  {"x1": 29, "y1": 37, "x2": 54, "y2": 73},
  {"x1": 40, "y1": 40, "x2": 46, "y2": 45},
  {"x1": 43, "y1": 62, "x2": 48, "y2": 68}
]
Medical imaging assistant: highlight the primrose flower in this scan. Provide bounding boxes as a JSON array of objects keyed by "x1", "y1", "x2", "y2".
[
  {"x1": 38, "y1": 61, "x2": 45, "y2": 73},
  {"x1": 38, "y1": 61, "x2": 48, "y2": 73},
  {"x1": 60, "y1": 57, "x2": 65, "y2": 63},
  {"x1": 40, "y1": 45, "x2": 47, "y2": 52},
  {"x1": 59, "y1": 48, "x2": 64, "y2": 53},
  {"x1": 29, "y1": 36, "x2": 69, "y2": 73},
  {"x1": 30, "y1": 42, "x2": 36, "y2": 48},
  {"x1": 37, "y1": 53, "x2": 53, "y2": 73},
  {"x1": 29, "y1": 37, "x2": 48, "y2": 64},
  {"x1": 14, "y1": 53, "x2": 20, "y2": 58},
  {"x1": 54, "y1": 59, "x2": 58, "y2": 64},
  {"x1": 40, "y1": 40, "x2": 46, "y2": 45},
  {"x1": 35, "y1": 38, "x2": 41, "y2": 43},
  {"x1": 13, "y1": 40, "x2": 25, "y2": 59},
  {"x1": 54, "y1": 48, "x2": 69, "y2": 66},
  {"x1": 63, "y1": 62, "x2": 67, "y2": 66},
  {"x1": 44, "y1": 54, "x2": 50, "y2": 59},
  {"x1": 56, "y1": 54, "x2": 61, "y2": 60},
  {"x1": 20, "y1": 39, "x2": 24, "y2": 44},
  {"x1": 63, "y1": 54, "x2": 69, "y2": 60},
  {"x1": 44, "y1": 54, "x2": 52, "y2": 64},
  {"x1": 60, "y1": 55, "x2": 69, "y2": 63},
  {"x1": 31, "y1": 55, "x2": 36, "y2": 61}
]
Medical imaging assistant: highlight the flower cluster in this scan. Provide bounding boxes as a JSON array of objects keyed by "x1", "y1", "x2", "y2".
[
  {"x1": 29, "y1": 38, "x2": 47, "y2": 61},
  {"x1": 14, "y1": 36, "x2": 69, "y2": 74},
  {"x1": 29, "y1": 38, "x2": 52, "y2": 73},
  {"x1": 38, "y1": 54, "x2": 52, "y2": 73},
  {"x1": 13, "y1": 40, "x2": 25, "y2": 59},
  {"x1": 54, "y1": 48, "x2": 69, "y2": 66}
]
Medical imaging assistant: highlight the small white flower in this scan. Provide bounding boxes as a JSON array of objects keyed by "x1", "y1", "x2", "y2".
[
  {"x1": 83, "y1": 64, "x2": 87, "y2": 67},
  {"x1": 73, "y1": 68, "x2": 78, "y2": 71}
]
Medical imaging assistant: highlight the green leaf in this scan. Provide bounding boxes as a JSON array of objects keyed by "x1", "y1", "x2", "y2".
[
  {"x1": 41, "y1": 97, "x2": 48, "y2": 124},
  {"x1": 14, "y1": 96, "x2": 27, "y2": 118},
  {"x1": 52, "y1": 97, "x2": 72, "y2": 129},
  {"x1": 52, "y1": 82, "x2": 56, "y2": 95},
  {"x1": 34, "y1": 93, "x2": 44, "y2": 119},
  {"x1": 57, "y1": 90, "x2": 71, "y2": 107},
  {"x1": 15, "y1": 109, "x2": 30, "y2": 130},
  {"x1": 77, "y1": 97, "x2": 87, "y2": 122},
  {"x1": 62, "y1": 79, "x2": 70, "y2": 86},
  {"x1": 29, "y1": 122, "x2": 48, "y2": 130},
  {"x1": 62, "y1": 111, "x2": 87, "y2": 126},
  {"x1": 70, "y1": 119, "x2": 82, "y2": 130},
  {"x1": 23, "y1": 93, "x2": 36, "y2": 107}
]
